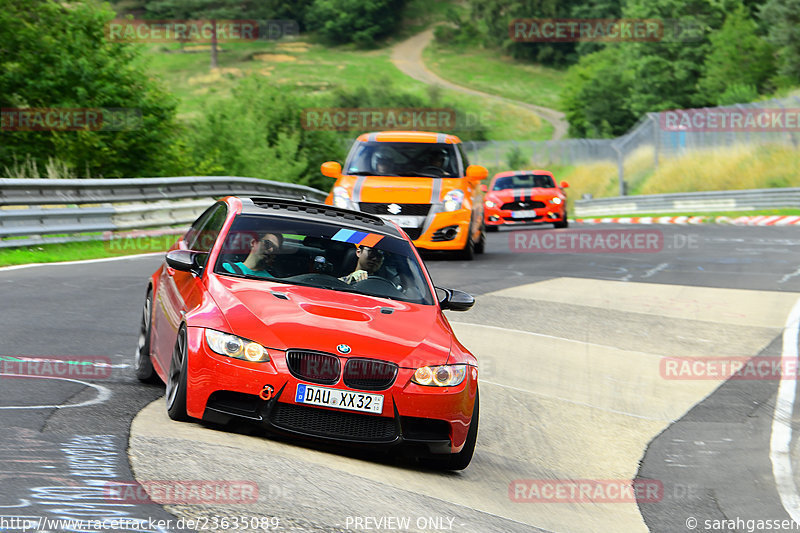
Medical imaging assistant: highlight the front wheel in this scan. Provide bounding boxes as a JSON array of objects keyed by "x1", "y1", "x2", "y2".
[
  {"x1": 134, "y1": 290, "x2": 159, "y2": 384},
  {"x1": 421, "y1": 388, "x2": 479, "y2": 471},
  {"x1": 166, "y1": 327, "x2": 190, "y2": 421},
  {"x1": 457, "y1": 231, "x2": 475, "y2": 261},
  {"x1": 474, "y1": 224, "x2": 486, "y2": 254},
  {"x1": 553, "y1": 218, "x2": 569, "y2": 229}
]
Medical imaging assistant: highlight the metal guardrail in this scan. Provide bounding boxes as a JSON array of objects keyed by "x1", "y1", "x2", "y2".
[
  {"x1": 0, "y1": 176, "x2": 326, "y2": 206},
  {"x1": 575, "y1": 188, "x2": 800, "y2": 217},
  {"x1": 0, "y1": 177, "x2": 328, "y2": 248}
]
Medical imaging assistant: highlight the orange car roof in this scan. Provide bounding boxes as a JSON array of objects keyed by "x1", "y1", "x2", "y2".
[{"x1": 356, "y1": 131, "x2": 462, "y2": 144}]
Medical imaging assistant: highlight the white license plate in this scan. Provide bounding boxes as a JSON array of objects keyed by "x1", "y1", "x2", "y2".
[
  {"x1": 378, "y1": 215, "x2": 419, "y2": 228},
  {"x1": 295, "y1": 383, "x2": 383, "y2": 414},
  {"x1": 511, "y1": 210, "x2": 538, "y2": 219}
]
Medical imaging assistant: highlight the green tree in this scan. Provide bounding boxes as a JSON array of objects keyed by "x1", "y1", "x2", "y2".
[
  {"x1": 305, "y1": 0, "x2": 408, "y2": 48},
  {"x1": 0, "y1": 0, "x2": 182, "y2": 178},
  {"x1": 698, "y1": 6, "x2": 775, "y2": 104},
  {"x1": 759, "y1": 0, "x2": 800, "y2": 84},
  {"x1": 188, "y1": 77, "x2": 344, "y2": 190},
  {"x1": 561, "y1": 45, "x2": 635, "y2": 137}
]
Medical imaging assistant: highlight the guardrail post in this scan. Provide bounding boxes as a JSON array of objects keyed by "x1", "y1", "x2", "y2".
[
  {"x1": 651, "y1": 113, "x2": 659, "y2": 171},
  {"x1": 614, "y1": 145, "x2": 625, "y2": 196}
]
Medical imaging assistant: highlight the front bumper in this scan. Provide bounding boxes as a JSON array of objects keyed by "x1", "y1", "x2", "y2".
[
  {"x1": 485, "y1": 206, "x2": 566, "y2": 227},
  {"x1": 184, "y1": 327, "x2": 478, "y2": 454},
  {"x1": 412, "y1": 209, "x2": 472, "y2": 251}
]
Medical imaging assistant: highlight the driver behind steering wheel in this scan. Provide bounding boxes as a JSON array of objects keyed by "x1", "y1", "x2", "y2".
[{"x1": 339, "y1": 245, "x2": 384, "y2": 284}]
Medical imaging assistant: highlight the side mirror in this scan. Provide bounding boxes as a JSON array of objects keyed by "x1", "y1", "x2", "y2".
[
  {"x1": 166, "y1": 250, "x2": 206, "y2": 275},
  {"x1": 436, "y1": 287, "x2": 475, "y2": 311},
  {"x1": 479, "y1": 184, "x2": 488, "y2": 193},
  {"x1": 465, "y1": 164, "x2": 488, "y2": 182},
  {"x1": 560, "y1": 181, "x2": 569, "y2": 189},
  {"x1": 321, "y1": 161, "x2": 342, "y2": 179}
]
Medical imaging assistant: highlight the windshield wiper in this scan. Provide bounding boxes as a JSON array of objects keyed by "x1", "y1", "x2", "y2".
[
  {"x1": 347, "y1": 171, "x2": 402, "y2": 177},
  {"x1": 404, "y1": 171, "x2": 446, "y2": 178}
]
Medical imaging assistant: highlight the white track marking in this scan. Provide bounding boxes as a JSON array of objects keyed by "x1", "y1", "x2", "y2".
[
  {"x1": 642, "y1": 262, "x2": 669, "y2": 279},
  {"x1": 0, "y1": 375, "x2": 111, "y2": 410},
  {"x1": 779, "y1": 266, "x2": 800, "y2": 285},
  {"x1": 0, "y1": 252, "x2": 163, "y2": 272},
  {"x1": 1, "y1": 356, "x2": 129, "y2": 368},
  {"x1": 770, "y1": 296, "x2": 800, "y2": 522}
]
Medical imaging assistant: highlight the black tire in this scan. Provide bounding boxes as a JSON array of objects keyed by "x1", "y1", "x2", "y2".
[
  {"x1": 166, "y1": 326, "x2": 190, "y2": 421},
  {"x1": 422, "y1": 388, "x2": 479, "y2": 471},
  {"x1": 553, "y1": 218, "x2": 569, "y2": 229},
  {"x1": 134, "y1": 289, "x2": 159, "y2": 384},
  {"x1": 474, "y1": 224, "x2": 486, "y2": 254},
  {"x1": 486, "y1": 225, "x2": 499, "y2": 233},
  {"x1": 457, "y1": 230, "x2": 475, "y2": 261}
]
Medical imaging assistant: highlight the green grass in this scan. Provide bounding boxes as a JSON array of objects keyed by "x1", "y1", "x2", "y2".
[
  {"x1": 422, "y1": 42, "x2": 568, "y2": 111},
  {"x1": 139, "y1": 39, "x2": 553, "y2": 140},
  {"x1": 0, "y1": 235, "x2": 177, "y2": 267}
]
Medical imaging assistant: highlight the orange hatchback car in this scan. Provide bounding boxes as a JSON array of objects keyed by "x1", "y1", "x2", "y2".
[{"x1": 321, "y1": 131, "x2": 489, "y2": 260}]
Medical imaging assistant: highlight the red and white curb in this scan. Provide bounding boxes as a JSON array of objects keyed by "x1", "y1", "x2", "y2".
[{"x1": 575, "y1": 216, "x2": 800, "y2": 226}]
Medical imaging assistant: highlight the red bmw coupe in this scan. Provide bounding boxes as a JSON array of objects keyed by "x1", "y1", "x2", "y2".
[
  {"x1": 135, "y1": 196, "x2": 479, "y2": 469},
  {"x1": 483, "y1": 170, "x2": 569, "y2": 230}
]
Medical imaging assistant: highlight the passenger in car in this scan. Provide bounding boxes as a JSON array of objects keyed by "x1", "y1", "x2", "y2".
[{"x1": 222, "y1": 232, "x2": 283, "y2": 278}]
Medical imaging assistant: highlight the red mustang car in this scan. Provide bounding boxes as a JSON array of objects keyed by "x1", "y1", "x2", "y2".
[
  {"x1": 483, "y1": 170, "x2": 569, "y2": 230},
  {"x1": 134, "y1": 196, "x2": 479, "y2": 469}
]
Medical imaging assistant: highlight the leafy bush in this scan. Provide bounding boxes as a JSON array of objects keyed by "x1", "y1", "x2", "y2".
[{"x1": 186, "y1": 77, "x2": 344, "y2": 191}]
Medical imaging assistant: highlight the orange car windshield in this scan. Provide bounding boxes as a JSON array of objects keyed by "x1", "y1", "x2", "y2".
[{"x1": 345, "y1": 142, "x2": 458, "y2": 178}]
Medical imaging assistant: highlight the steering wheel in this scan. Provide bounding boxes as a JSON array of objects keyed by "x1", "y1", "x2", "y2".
[
  {"x1": 353, "y1": 275, "x2": 402, "y2": 292},
  {"x1": 418, "y1": 166, "x2": 445, "y2": 176}
]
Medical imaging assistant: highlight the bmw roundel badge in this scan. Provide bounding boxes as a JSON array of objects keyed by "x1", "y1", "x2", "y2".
[{"x1": 336, "y1": 344, "x2": 351, "y2": 354}]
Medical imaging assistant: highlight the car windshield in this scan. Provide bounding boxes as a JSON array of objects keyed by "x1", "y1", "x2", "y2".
[
  {"x1": 493, "y1": 174, "x2": 555, "y2": 190},
  {"x1": 214, "y1": 214, "x2": 435, "y2": 305},
  {"x1": 344, "y1": 141, "x2": 458, "y2": 177}
]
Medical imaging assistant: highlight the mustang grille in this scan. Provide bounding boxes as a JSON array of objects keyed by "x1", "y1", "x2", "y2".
[
  {"x1": 501, "y1": 200, "x2": 546, "y2": 210},
  {"x1": 270, "y1": 403, "x2": 396, "y2": 441},
  {"x1": 286, "y1": 351, "x2": 341, "y2": 385},
  {"x1": 343, "y1": 359, "x2": 398, "y2": 391},
  {"x1": 359, "y1": 203, "x2": 432, "y2": 217}
]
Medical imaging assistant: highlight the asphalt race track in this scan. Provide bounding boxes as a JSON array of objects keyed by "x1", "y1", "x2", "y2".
[{"x1": 2, "y1": 223, "x2": 800, "y2": 533}]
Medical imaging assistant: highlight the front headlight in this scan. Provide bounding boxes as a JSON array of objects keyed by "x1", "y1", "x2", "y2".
[
  {"x1": 412, "y1": 364, "x2": 468, "y2": 387},
  {"x1": 443, "y1": 190, "x2": 464, "y2": 212},
  {"x1": 550, "y1": 197, "x2": 563, "y2": 205},
  {"x1": 485, "y1": 200, "x2": 495, "y2": 208},
  {"x1": 333, "y1": 186, "x2": 352, "y2": 209},
  {"x1": 205, "y1": 329, "x2": 269, "y2": 362}
]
